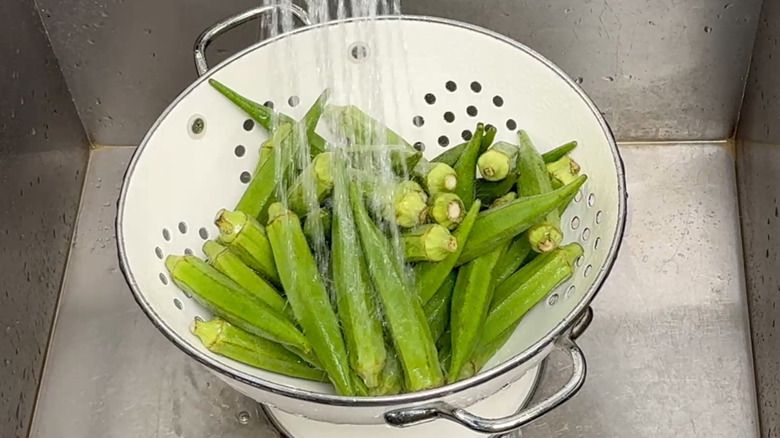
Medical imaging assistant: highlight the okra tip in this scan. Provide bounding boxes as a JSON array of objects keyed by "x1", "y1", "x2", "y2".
[
  {"x1": 214, "y1": 209, "x2": 247, "y2": 242},
  {"x1": 266, "y1": 202, "x2": 292, "y2": 224},
  {"x1": 202, "y1": 240, "x2": 227, "y2": 259}
]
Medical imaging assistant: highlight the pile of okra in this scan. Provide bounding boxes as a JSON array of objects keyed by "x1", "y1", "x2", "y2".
[{"x1": 165, "y1": 79, "x2": 587, "y2": 396}]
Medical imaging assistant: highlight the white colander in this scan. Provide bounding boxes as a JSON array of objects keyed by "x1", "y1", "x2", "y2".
[{"x1": 117, "y1": 5, "x2": 627, "y2": 435}]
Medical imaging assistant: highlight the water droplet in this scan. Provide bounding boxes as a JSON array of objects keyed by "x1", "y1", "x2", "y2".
[
  {"x1": 574, "y1": 77, "x2": 584, "y2": 84},
  {"x1": 30, "y1": 127, "x2": 36, "y2": 135},
  {"x1": 602, "y1": 76, "x2": 615, "y2": 82},
  {"x1": 87, "y1": 38, "x2": 95, "y2": 45},
  {"x1": 704, "y1": 26, "x2": 713, "y2": 33},
  {"x1": 237, "y1": 411, "x2": 251, "y2": 424},
  {"x1": 564, "y1": 8, "x2": 572, "y2": 14},
  {"x1": 100, "y1": 11, "x2": 109, "y2": 18}
]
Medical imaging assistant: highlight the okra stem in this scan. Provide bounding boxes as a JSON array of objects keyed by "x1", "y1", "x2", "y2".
[
  {"x1": 477, "y1": 142, "x2": 519, "y2": 181},
  {"x1": 266, "y1": 203, "x2": 355, "y2": 396},
  {"x1": 415, "y1": 200, "x2": 482, "y2": 304},
  {"x1": 214, "y1": 209, "x2": 280, "y2": 286},
  {"x1": 547, "y1": 156, "x2": 582, "y2": 188},
  {"x1": 402, "y1": 224, "x2": 458, "y2": 262},
  {"x1": 413, "y1": 160, "x2": 458, "y2": 195},
  {"x1": 192, "y1": 318, "x2": 327, "y2": 382},
  {"x1": 429, "y1": 193, "x2": 465, "y2": 230}
]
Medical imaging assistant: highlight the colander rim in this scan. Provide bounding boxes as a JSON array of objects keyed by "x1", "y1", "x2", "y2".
[{"x1": 117, "y1": 14, "x2": 627, "y2": 408}]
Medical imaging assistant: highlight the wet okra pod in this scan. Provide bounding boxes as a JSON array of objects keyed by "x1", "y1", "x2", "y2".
[
  {"x1": 236, "y1": 122, "x2": 292, "y2": 220},
  {"x1": 482, "y1": 243, "x2": 582, "y2": 347},
  {"x1": 287, "y1": 152, "x2": 335, "y2": 217},
  {"x1": 457, "y1": 175, "x2": 587, "y2": 266},
  {"x1": 493, "y1": 235, "x2": 533, "y2": 286},
  {"x1": 401, "y1": 224, "x2": 458, "y2": 262},
  {"x1": 331, "y1": 156, "x2": 387, "y2": 389},
  {"x1": 429, "y1": 192, "x2": 466, "y2": 230},
  {"x1": 448, "y1": 247, "x2": 503, "y2": 383},
  {"x1": 349, "y1": 182, "x2": 444, "y2": 391},
  {"x1": 517, "y1": 130, "x2": 565, "y2": 253},
  {"x1": 475, "y1": 172, "x2": 519, "y2": 206},
  {"x1": 302, "y1": 208, "x2": 332, "y2": 244},
  {"x1": 192, "y1": 317, "x2": 327, "y2": 382},
  {"x1": 423, "y1": 271, "x2": 457, "y2": 343},
  {"x1": 431, "y1": 124, "x2": 495, "y2": 167},
  {"x1": 369, "y1": 343, "x2": 404, "y2": 396},
  {"x1": 202, "y1": 240, "x2": 292, "y2": 321},
  {"x1": 452, "y1": 123, "x2": 485, "y2": 210},
  {"x1": 165, "y1": 255, "x2": 315, "y2": 363},
  {"x1": 415, "y1": 200, "x2": 482, "y2": 304},
  {"x1": 215, "y1": 209, "x2": 280, "y2": 287},
  {"x1": 266, "y1": 203, "x2": 355, "y2": 396},
  {"x1": 478, "y1": 141, "x2": 519, "y2": 182}
]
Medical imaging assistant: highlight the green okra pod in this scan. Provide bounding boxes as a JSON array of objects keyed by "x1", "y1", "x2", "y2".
[
  {"x1": 165, "y1": 255, "x2": 314, "y2": 362},
  {"x1": 236, "y1": 122, "x2": 292, "y2": 220},
  {"x1": 413, "y1": 159, "x2": 458, "y2": 195},
  {"x1": 287, "y1": 152, "x2": 335, "y2": 217},
  {"x1": 477, "y1": 141, "x2": 519, "y2": 181},
  {"x1": 493, "y1": 235, "x2": 533, "y2": 286},
  {"x1": 370, "y1": 343, "x2": 404, "y2": 396},
  {"x1": 518, "y1": 130, "x2": 565, "y2": 253},
  {"x1": 302, "y1": 208, "x2": 332, "y2": 244},
  {"x1": 192, "y1": 317, "x2": 327, "y2": 382},
  {"x1": 423, "y1": 271, "x2": 457, "y2": 343},
  {"x1": 402, "y1": 224, "x2": 458, "y2": 262},
  {"x1": 431, "y1": 125, "x2": 494, "y2": 168},
  {"x1": 452, "y1": 124, "x2": 485, "y2": 210},
  {"x1": 429, "y1": 192, "x2": 465, "y2": 230},
  {"x1": 345, "y1": 144, "x2": 424, "y2": 176},
  {"x1": 463, "y1": 320, "x2": 519, "y2": 379},
  {"x1": 215, "y1": 209, "x2": 280, "y2": 286},
  {"x1": 457, "y1": 175, "x2": 587, "y2": 266},
  {"x1": 266, "y1": 203, "x2": 355, "y2": 396},
  {"x1": 448, "y1": 247, "x2": 503, "y2": 383},
  {"x1": 202, "y1": 240, "x2": 292, "y2": 321},
  {"x1": 482, "y1": 243, "x2": 582, "y2": 347},
  {"x1": 541, "y1": 140, "x2": 578, "y2": 164},
  {"x1": 349, "y1": 182, "x2": 444, "y2": 391},
  {"x1": 331, "y1": 157, "x2": 387, "y2": 389},
  {"x1": 415, "y1": 200, "x2": 482, "y2": 304}
]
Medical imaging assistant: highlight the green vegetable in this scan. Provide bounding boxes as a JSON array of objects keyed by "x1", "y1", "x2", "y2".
[
  {"x1": 415, "y1": 200, "x2": 481, "y2": 304},
  {"x1": 350, "y1": 173, "x2": 429, "y2": 228},
  {"x1": 490, "y1": 192, "x2": 517, "y2": 209},
  {"x1": 349, "y1": 182, "x2": 443, "y2": 391},
  {"x1": 493, "y1": 235, "x2": 533, "y2": 286},
  {"x1": 452, "y1": 124, "x2": 485, "y2": 210},
  {"x1": 465, "y1": 320, "x2": 518, "y2": 378},
  {"x1": 482, "y1": 243, "x2": 582, "y2": 347},
  {"x1": 477, "y1": 142, "x2": 519, "y2": 181},
  {"x1": 457, "y1": 175, "x2": 587, "y2": 265},
  {"x1": 482, "y1": 124, "x2": 498, "y2": 150},
  {"x1": 192, "y1": 317, "x2": 327, "y2": 382},
  {"x1": 423, "y1": 272, "x2": 457, "y2": 343},
  {"x1": 326, "y1": 105, "x2": 422, "y2": 171},
  {"x1": 287, "y1": 152, "x2": 335, "y2": 216},
  {"x1": 448, "y1": 248, "x2": 503, "y2": 383},
  {"x1": 266, "y1": 203, "x2": 355, "y2": 396},
  {"x1": 209, "y1": 79, "x2": 327, "y2": 155},
  {"x1": 165, "y1": 255, "x2": 313, "y2": 362},
  {"x1": 432, "y1": 125, "x2": 495, "y2": 167},
  {"x1": 331, "y1": 158, "x2": 387, "y2": 389},
  {"x1": 302, "y1": 208, "x2": 332, "y2": 244},
  {"x1": 370, "y1": 344, "x2": 404, "y2": 396},
  {"x1": 429, "y1": 193, "x2": 465, "y2": 230},
  {"x1": 413, "y1": 160, "x2": 458, "y2": 195},
  {"x1": 214, "y1": 209, "x2": 280, "y2": 286},
  {"x1": 475, "y1": 173, "x2": 519, "y2": 206},
  {"x1": 547, "y1": 156, "x2": 582, "y2": 188},
  {"x1": 518, "y1": 130, "x2": 565, "y2": 253},
  {"x1": 235, "y1": 122, "x2": 292, "y2": 220},
  {"x1": 541, "y1": 140, "x2": 578, "y2": 164},
  {"x1": 202, "y1": 240, "x2": 292, "y2": 321},
  {"x1": 402, "y1": 224, "x2": 458, "y2": 262}
]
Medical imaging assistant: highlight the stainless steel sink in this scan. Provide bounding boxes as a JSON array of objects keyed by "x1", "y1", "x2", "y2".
[{"x1": 2, "y1": 0, "x2": 779, "y2": 437}]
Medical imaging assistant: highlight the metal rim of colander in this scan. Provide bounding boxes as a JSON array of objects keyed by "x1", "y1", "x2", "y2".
[{"x1": 117, "y1": 15, "x2": 627, "y2": 408}]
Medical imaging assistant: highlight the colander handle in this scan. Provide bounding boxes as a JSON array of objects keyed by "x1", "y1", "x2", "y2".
[
  {"x1": 194, "y1": 5, "x2": 313, "y2": 76},
  {"x1": 385, "y1": 307, "x2": 594, "y2": 435}
]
